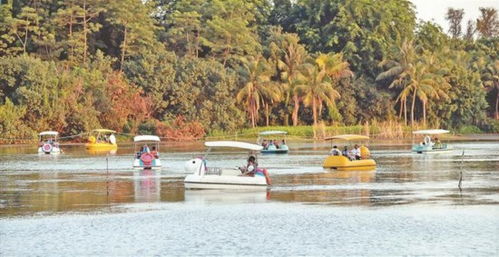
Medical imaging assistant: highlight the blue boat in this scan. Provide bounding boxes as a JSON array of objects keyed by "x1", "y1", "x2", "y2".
[
  {"x1": 412, "y1": 129, "x2": 452, "y2": 154},
  {"x1": 257, "y1": 131, "x2": 289, "y2": 154}
]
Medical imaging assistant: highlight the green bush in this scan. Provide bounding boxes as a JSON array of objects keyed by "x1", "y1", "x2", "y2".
[{"x1": 457, "y1": 125, "x2": 482, "y2": 134}]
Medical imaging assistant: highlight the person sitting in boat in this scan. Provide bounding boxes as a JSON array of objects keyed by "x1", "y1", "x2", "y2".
[
  {"x1": 433, "y1": 138, "x2": 442, "y2": 149},
  {"x1": 352, "y1": 144, "x2": 362, "y2": 160},
  {"x1": 274, "y1": 139, "x2": 280, "y2": 149},
  {"x1": 342, "y1": 146, "x2": 349, "y2": 157},
  {"x1": 142, "y1": 144, "x2": 150, "y2": 153},
  {"x1": 281, "y1": 139, "x2": 286, "y2": 146},
  {"x1": 330, "y1": 145, "x2": 341, "y2": 156},
  {"x1": 262, "y1": 139, "x2": 268, "y2": 150},
  {"x1": 239, "y1": 156, "x2": 258, "y2": 176},
  {"x1": 136, "y1": 146, "x2": 144, "y2": 159},
  {"x1": 151, "y1": 146, "x2": 159, "y2": 159}
]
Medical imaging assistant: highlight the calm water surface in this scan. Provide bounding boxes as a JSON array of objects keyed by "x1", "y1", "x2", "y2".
[{"x1": 0, "y1": 140, "x2": 498, "y2": 256}]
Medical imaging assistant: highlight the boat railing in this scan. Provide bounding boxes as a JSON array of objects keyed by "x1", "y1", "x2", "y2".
[{"x1": 205, "y1": 167, "x2": 223, "y2": 175}]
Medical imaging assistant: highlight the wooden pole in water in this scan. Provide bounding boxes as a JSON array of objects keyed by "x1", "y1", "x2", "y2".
[
  {"x1": 458, "y1": 150, "x2": 464, "y2": 191},
  {"x1": 106, "y1": 155, "x2": 109, "y2": 197}
]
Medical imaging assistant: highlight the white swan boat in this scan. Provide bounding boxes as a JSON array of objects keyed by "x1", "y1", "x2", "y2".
[
  {"x1": 184, "y1": 141, "x2": 272, "y2": 190},
  {"x1": 133, "y1": 135, "x2": 162, "y2": 169},
  {"x1": 412, "y1": 129, "x2": 452, "y2": 154},
  {"x1": 37, "y1": 131, "x2": 61, "y2": 154}
]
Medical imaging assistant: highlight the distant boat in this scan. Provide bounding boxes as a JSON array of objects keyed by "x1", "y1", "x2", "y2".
[
  {"x1": 322, "y1": 134, "x2": 376, "y2": 171},
  {"x1": 257, "y1": 130, "x2": 289, "y2": 154},
  {"x1": 412, "y1": 129, "x2": 451, "y2": 154},
  {"x1": 133, "y1": 135, "x2": 162, "y2": 169},
  {"x1": 38, "y1": 131, "x2": 61, "y2": 154},
  {"x1": 85, "y1": 129, "x2": 118, "y2": 151}
]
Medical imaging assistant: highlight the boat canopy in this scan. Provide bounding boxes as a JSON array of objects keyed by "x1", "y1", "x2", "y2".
[
  {"x1": 39, "y1": 131, "x2": 59, "y2": 136},
  {"x1": 134, "y1": 135, "x2": 160, "y2": 142},
  {"x1": 91, "y1": 129, "x2": 116, "y2": 133},
  {"x1": 258, "y1": 130, "x2": 288, "y2": 136},
  {"x1": 412, "y1": 129, "x2": 450, "y2": 135},
  {"x1": 205, "y1": 141, "x2": 263, "y2": 151},
  {"x1": 325, "y1": 134, "x2": 370, "y2": 141}
]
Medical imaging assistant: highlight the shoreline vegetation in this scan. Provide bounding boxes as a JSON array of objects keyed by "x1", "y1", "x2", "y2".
[
  {"x1": 0, "y1": 1, "x2": 498, "y2": 144},
  {"x1": 2, "y1": 122, "x2": 498, "y2": 145}
]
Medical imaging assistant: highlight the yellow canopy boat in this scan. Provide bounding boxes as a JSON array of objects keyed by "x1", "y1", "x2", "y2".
[
  {"x1": 85, "y1": 129, "x2": 118, "y2": 151},
  {"x1": 322, "y1": 134, "x2": 376, "y2": 171}
]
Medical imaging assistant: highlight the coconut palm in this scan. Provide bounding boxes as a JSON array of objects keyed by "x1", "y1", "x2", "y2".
[
  {"x1": 272, "y1": 34, "x2": 309, "y2": 126},
  {"x1": 295, "y1": 63, "x2": 340, "y2": 126},
  {"x1": 236, "y1": 56, "x2": 281, "y2": 127},
  {"x1": 376, "y1": 39, "x2": 416, "y2": 125}
]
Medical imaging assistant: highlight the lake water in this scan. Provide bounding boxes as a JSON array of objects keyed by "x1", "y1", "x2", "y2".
[{"x1": 0, "y1": 140, "x2": 498, "y2": 256}]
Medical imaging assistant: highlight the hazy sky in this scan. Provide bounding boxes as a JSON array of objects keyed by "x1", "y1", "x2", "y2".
[{"x1": 410, "y1": 0, "x2": 499, "y2": 33}]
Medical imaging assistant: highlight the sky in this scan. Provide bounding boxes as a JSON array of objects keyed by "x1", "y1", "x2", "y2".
[{"x1": 410, "y1": 0, "x2": 499, "y2": 34}]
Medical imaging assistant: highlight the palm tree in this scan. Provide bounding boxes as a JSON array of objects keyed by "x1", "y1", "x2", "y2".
[
  {"x1": 376, "y1": 39, "x2": 416, "y2": 125},
  {"x1": 315, "y1": 53, "x2": 353, "y2": 118},
  {"x1": 272, "y1": 34, "x2": 309, "y2": 126},
  {"x1": 236, "y1": 56, "x2": 281, "y2": 127},
  {"x1": 295, "y1": 63, "x2": 340, "y2": 126}
]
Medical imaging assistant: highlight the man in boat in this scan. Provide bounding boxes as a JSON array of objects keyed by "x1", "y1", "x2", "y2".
[
  {"x1": 239, "y1": 156, "x2": 258, "y2": 176},
  {"x1": 262, "y1": 139, "x2": 268, "y2": 149},
  {"x1": 433, "y1": 138, "x2": 442, "y2": 149},
  {"x1": 342, "y1": 146, "x2": 349, "y2": 157},
  {"x1": 330, "y1": 145, "x2": 341, "y2": 156},
  {"x1": 352, "y1": 144, "x2": 361, "y2": 160}
]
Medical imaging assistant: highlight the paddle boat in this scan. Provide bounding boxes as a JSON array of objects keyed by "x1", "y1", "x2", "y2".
[
  {"x1": 85, "y1": 129, "x2": 117, "y2": 151},
  {"x1": 257, "y1": 130, "x2": 289, "y2": 154},
  {"x1": 184, "y1": 141, "x2": 272, "y2": 190},
  {"x1": 133, "y1": 135, "x2": 162, "y2": 169},
  {"x1": 412, "y1": 129, "x2": 451, "y2": 154},
  {"x1": 38, "y1": 131, "x2": 61, "y2": 154},
  {"x1": 322, "y1": 134, "x2": 376, "y2": 171}
]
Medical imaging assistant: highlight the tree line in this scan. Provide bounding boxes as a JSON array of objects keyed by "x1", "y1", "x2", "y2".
[{"x1": 0, "y1": 0, "x2": 498, "y2": 140}]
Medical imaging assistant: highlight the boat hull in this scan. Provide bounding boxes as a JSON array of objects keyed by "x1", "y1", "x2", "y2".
[
  {"x1": 38, "y1": 147, "x2": 61, "y2": 154},
  {"x1": 412, "y1": 144, "x2": 451, "y2": 154},
  {"x1": 261, "y1": 149, "x2": 288, "y2": 154},
  {"x1": 85, "y1": 143, "x2": 117, "y2": 150},
  {"x1": 184, "y1": 173, "x2": 268, "y2": 190},
  {"x1": 323, "y1": 156, "x2": 376, "y2": 171},
  {"x1": 133, "y1": 159, "x2": 162, "y2": 169}
]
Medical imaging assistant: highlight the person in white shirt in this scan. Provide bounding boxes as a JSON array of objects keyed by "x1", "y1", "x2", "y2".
[
  {"x1": 352, "y1": 144, "x2": 361, "y2": 160},
  {"x1": 330, "y1": 145, "x2": 341, "y2": 156}
]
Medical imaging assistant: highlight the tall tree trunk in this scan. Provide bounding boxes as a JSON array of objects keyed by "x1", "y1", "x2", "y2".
[
  {"x1": 423, "y1": 100, "x2": 426, "y2": 127},
  {"x1": 120, "y1": 26, "x2": 127, "y2": 71},
  {"x1": 495, "y1": 89, "x2": 499, "y2": 120},
  {"x1": 404, "y1": 99, "x2": 407, "y2": 126},
  {"x1": 292, "y1": 95, "x2": 299, "y2": 126},
  {"x1": 83, "y1": 0, "x2": 87, "y2": 65},
  {"x1": 250, "y1": 100, "x2": 255, "y2": 128},
  {"x1": 265, "y1": 103, "x2": 270, "y2": 126},
  {"x1": 312, "y1": 97, "x2": 318, "y2": 126},
  {"x1": 411, "y1": 90, "x2": 416, "y2": 127}
]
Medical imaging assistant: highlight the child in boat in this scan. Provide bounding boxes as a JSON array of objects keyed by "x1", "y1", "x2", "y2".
[
  {"x1": 330, "y1": 145, "x2": 341, "y2": 156},
  {"x1": 240, "y1": 156, "x2": 257, "y2": 176},
  {"x1": 151, "y1": 146, "x2": 159, "y2": 159}
]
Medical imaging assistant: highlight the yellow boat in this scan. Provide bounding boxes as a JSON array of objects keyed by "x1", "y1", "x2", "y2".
[
  {"x1": 85, "y1": 129, "x2": 118, "y2": 151},
  {"x1": 322, "y1": 134, "x2": 376, "y2": 171}
]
